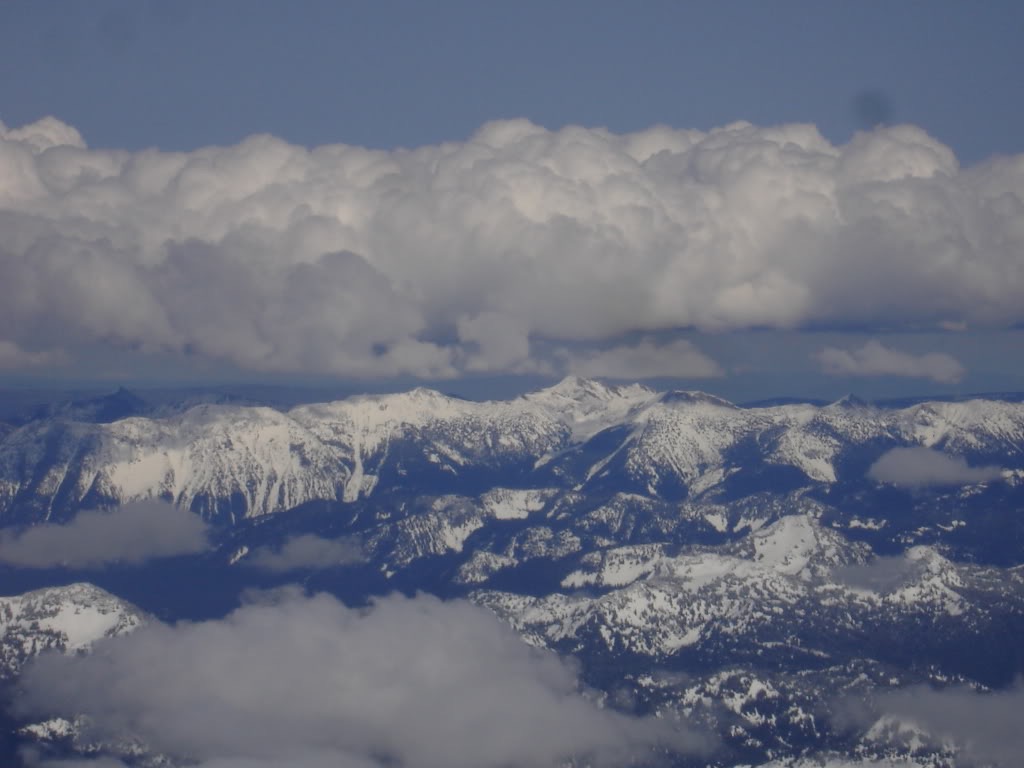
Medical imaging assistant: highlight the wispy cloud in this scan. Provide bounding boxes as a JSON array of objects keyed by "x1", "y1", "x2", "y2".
[
  {"x1": 867, "y1": 446, "x2": 1002, "y2": 488},
  {"x1": 1, "y1": 118, "x2": 1021, "y2": 377},
  {"x1": 816, "y1": 340, "x2": 965, "y2": 383},
  {"x1": 17, "y1": 590, "x2": 711, "y2": 767},
  {"x1": 0, "y1": 500, "x2": 209, "y2": 568}
]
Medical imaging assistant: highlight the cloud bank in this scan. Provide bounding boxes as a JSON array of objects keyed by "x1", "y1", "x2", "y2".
[
  {"x1": 0, "y1": 500, "x2": 209, "y2": 568},
  {"x1": 16, "y1": 590, "x2": 707, "y2": 768},
  {"x1": 2, "y1": 117, "x2": 1023, "y2": 377},
  {"x1": 867, "y1": 446, "x2": 1003, "y2": 488},
  {"x1": 245, "y1": 533, "x2": 365, "y2": 572},
  {"x1": 816, "y1": 340, "x2": 965, "y2": 383}
]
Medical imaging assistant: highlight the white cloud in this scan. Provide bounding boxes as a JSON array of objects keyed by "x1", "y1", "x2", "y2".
[
  {"x1": 245, "y1": 534, "x2": 365, "y2": 572},
  {"x1": 867, "y1": 446, "x2": 1003, "y2": 488},
  {"x1": 0, "y1": 500, "x2": 209, "y2": 568},
  {"x1": 16, "y1": 590, "x2": 709, "y2": 768},
  {"x1": 562, "y1": 338, "x2": 723, "y2": 380},
  {"x1": 816, "y1": 340, "x2": 965, "y2": 383},
  {"x1": 1, "y1": 117, "x2": 1022, "y2": 377}
]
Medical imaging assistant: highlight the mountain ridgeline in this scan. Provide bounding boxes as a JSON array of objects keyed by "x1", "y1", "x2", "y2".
[{"x1": 1, "y1": 377, "x2": 1022, "y2": 524}]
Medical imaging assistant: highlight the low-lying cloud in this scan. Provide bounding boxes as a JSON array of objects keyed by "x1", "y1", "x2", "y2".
[
  {"x1": 867, "y1": 446, "x2": 1003, "y2": 488},
  {"x1": 842, "y1": 683, "x2": 1024, "y2": 767},
  {"x1": 816, "y1": 340, "x2": 965, "y2": 383},
  {"x1": 16, "y1": 590, "x2": 710, "y2": 767},
  {"x1": 831, "y1": 555, "x2": 920, "y2": 593},
  {"x1": 1, "y1": 117, "x2": 1023, "y2": 377},
  {"x1": 245, "y1": 534, "x2": 365, "y2": 572},
  {"x1": 0, "y1": 500, "x2": 209, "y2": 568}
]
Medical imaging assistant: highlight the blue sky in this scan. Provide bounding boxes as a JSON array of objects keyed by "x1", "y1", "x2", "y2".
[
  {"x1": 1, "y1": 1, "x2": 1023, "y2": 401},
  {"x1": 3, "y1": 1, "x2": 1023, "y2": 161}
]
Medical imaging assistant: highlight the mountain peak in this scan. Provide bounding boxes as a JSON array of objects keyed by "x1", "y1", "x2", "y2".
[
  {"x1": 539, "y1": 376, "x2": 614, "y2": 399},
  {"x1": 17, "y1": 386, "x2": 150, "y2": 425},
  {"x1": 532, "y1": 376, "x2": 655, "y2": 403},
  {"x1": 829, "y1": 393, "x2": 871, "y2": 409},
  {"x1": 521, "y1": 377, "x2": 655, "y2": 441},
  {"x1": 0, "y1": 583, "x2": 146, "y2": 678},
  {"x1": 403, "y1": 386, "x2": 451, "y2": 400}
]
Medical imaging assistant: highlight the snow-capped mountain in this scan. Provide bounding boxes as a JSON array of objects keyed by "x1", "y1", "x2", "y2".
[
  {"x1": 477, "y1": 510, "x2": 1022, "y2": 670},
  {"x1": 1, "y1": 380, "x2": 1023, "y2": 766},
  {"x1": 471, "y1": 511, "x2": 1024, "y2": 763},
  {"x1": 0, "y1": 584, "x2": 149, "y2": 765},
  {"x1": 0, "y1": 583, "x2": 144, "y2": 679}
]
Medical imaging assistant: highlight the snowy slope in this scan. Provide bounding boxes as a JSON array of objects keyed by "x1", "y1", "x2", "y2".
[{"x1": 0, "y1": 583, "x2": 145, "y2": 678}]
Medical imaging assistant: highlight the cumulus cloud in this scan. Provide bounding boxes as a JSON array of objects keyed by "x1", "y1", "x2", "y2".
[
  {"x1": 561, "y1": 338, "x2": 723, "y2": 380},
  {"x1": 0, "y1": 500, "x2": 209, "y2": 568},
  {"x1": 16, "y1": 590, "x2": 709, "y2": 768},
  {"x1": 816, "y1": 340, "x2": 965, "y2": 383},
  {"x1": 867, "y1": 446, "x2": 1003, "y2": 488},
  {"x1": 1, "y1": 117, "x2": 1023, "y2": 377},
  {"x1": 245, "y1": 534, "x2": 365, "y2": 572},
  {"x1": 843, "y1": 683, "x2": 1024, "y2": 767}
]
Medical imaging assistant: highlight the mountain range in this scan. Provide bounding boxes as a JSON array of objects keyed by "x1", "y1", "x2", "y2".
[{"x1": 1, "y1": 378, "x2": 1023, "y2": 766}]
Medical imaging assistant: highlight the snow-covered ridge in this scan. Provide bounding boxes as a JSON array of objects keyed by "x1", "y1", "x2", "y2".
[{"x1": 1, "y1": 378, "x2": 1022, "y2": 522}]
